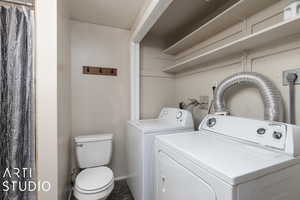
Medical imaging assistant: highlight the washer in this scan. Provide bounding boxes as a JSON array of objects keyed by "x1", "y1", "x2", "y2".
[
  {"x1": 155, "y1": 114, "x2": 300, "y2": 200},
  {"x1": 127, "y1": 108, "x2": 194, "y2": 200}
]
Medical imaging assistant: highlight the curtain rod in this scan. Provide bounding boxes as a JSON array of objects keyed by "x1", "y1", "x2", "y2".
[{"x1": 0, "y1": 0, "x2": 33, "y2": 7}]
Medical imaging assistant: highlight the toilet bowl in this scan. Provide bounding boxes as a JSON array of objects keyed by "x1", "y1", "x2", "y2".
[
  {"x1": 74, "y1": 166, "x2": 114, "y2": 200},
  {"x1": 73, "y1": 134, "x2": 114, "y2": 200}
]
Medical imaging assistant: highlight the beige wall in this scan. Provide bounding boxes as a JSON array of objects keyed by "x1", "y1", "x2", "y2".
[
  {"x1": 174, "y1": 0, "x2": 300, "y2": 127},
  {"x1": 140, "y1": 36, "x2": 177, "y2": 119},
  {"x1": 36, "y1": 0, "x2": 58, "y2": 199},
  {"x1": 176, "y1": 59, "x2": 243, "y2": 127},
  {"x1": 37, "y1": 0, "x2": 72, "y2": 199},
  {"x1": 57, "y1": 0, "x2": 72, "y2": 199},
  {"x1": 70, "y1": 20, "x2": 130, "y2": 178}
]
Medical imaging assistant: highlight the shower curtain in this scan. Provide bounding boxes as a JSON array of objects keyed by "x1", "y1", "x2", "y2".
[{"x1": 0, "y1": 6, "x2": 35, "y2": 200}]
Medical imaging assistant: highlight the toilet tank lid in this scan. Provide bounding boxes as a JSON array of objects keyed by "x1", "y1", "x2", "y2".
[{"x1": 75, "y1": 134, "x2": 113, "y2": 143}]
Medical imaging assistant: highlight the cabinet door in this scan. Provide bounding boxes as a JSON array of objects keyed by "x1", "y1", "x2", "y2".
[{"x1": 157, "y1": 151, "x2": 216, "y2": 200}]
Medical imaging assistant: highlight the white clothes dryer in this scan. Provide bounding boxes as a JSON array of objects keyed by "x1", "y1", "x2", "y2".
[{"x1": 155, "y1": 114, "x2": 300, "y2": 200}]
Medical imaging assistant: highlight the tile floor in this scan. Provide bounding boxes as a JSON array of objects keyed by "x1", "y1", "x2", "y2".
[
  {"x1": 107, "y1": 180, "x2": 134, "y2": 200},
  {"x1": 72, "y1": 180, "x2": 134, "y2": 200}
]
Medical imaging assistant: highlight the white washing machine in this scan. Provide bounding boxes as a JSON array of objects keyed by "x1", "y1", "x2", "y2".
[
  {"x1": 127, "y1": 107, "x2": 194, "y2": 200},
  {"x1": 155, "y1": 114, "x2": 300, "y2": 200}
]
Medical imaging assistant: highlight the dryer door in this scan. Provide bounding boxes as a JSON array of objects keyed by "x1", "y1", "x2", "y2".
[{"x1": 157, "y1": 151, "x2": 216, "y2": 200}]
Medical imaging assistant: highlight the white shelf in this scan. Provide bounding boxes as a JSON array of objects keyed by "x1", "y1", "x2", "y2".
[
  {"x1": 163, "y1": 17, "x2": 300, "y2": 73},
  {"x1": 163, "y1": 0, "x2": 278, "y2": 55}
]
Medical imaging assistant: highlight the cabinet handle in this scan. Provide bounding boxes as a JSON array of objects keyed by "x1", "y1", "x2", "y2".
[{"x1": 161, "y1": 176, "x2": 166, "y2": 193}]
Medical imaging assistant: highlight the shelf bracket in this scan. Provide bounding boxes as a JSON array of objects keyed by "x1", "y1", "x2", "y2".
[
  {"x1": 242, "y1": 18, "x2": 248, "y2": 36},
  {"x1": 242, "y1": 51, "x2": 249, "y2": 72}
]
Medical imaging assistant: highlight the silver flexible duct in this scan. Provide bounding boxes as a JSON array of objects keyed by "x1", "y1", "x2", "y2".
[{"x1": 214, "y1": 72, "x2": 284, "y2": 122}]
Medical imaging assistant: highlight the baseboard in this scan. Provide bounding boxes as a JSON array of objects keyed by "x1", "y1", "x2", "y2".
[{"x1": 114, "y1": 175, "x2": 129, "y2": 181}]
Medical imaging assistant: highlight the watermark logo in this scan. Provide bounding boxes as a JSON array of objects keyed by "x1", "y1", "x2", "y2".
[{"x1": 1, "y1": 168, "x2": 51, "y2": 192}]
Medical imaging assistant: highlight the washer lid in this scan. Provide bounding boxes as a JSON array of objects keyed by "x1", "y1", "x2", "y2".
[
  {"x1": 75, "y1": 167, "x2": 113, "y2": 191},
  {"x1": 128, "y1": 119, "x2": 192, "y2": 133},
  {"x1": 156, "y1": 131, "x2": 299, "y2": 185}
]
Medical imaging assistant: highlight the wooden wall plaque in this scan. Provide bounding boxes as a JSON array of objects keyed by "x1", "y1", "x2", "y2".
[{"x1": 82, "y1": 66, "x2": 117, "y2": 76}]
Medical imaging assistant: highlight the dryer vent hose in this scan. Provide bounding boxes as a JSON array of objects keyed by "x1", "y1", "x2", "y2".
[{"x1": 214, "y1": 72, "x2": 284, "y2": 122}]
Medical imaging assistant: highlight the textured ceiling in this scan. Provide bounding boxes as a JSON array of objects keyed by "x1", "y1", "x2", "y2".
[{"x1": 70, "y1": 0, "x2": 147, "y2": 30}]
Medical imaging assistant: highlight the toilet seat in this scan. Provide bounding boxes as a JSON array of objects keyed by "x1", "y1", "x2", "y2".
[{"x1": 75, "y1": 166, "x2": 114, "y2": 194}]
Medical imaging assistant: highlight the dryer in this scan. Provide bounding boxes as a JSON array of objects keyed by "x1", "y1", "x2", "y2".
[
  {"x1": 127, "y1": 108, "x2": 194, "y2": 200},
  {"x1": 155, "y1": 114, "x2": 300, "y2": 200}
]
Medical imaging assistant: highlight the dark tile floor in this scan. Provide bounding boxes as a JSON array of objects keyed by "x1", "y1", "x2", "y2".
[
  {"x1": 72, "y1": 180, "x2": 134, "y2": 200},
  {"x1": 107, "y1": 180, "x2": 134, "y2": 200}
]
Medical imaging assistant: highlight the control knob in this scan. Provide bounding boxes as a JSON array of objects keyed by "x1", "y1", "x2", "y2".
[
  {"x1": 176, "y1": 111, "x2": 183, "y2": 119},
  {"x1": 207, "y1": 118, "x2": 217, "y2": 127},
  {"x1": 273, "y1": 131, "x2": 282, "y2": 139}
]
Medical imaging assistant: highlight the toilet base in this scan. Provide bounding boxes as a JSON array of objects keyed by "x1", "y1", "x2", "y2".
[{"x1": 74, "y1": 182, "x2": 114, "y2": 200}]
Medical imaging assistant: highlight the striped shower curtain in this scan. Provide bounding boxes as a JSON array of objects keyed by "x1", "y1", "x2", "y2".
[{"x1": 0, "y1": 5, "x2": 35, "y2": 200}]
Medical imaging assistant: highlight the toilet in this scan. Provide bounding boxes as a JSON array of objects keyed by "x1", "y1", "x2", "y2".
[{"x1": 73, "y1": 134, "x2": 114, "y2": 200}]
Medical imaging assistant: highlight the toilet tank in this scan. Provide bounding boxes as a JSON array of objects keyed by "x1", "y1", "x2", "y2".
[{"x1": 75, "y1": 134, "x2": 113, "y2": 168}]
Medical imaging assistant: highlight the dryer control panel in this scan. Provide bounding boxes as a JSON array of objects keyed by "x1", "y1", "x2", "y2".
[
  {"x1": 200, "y1": 114, "x2": 300, "y2": 156},
  {"x1": 159, "y1": 108, "x2": 194, "y2": 128}
]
